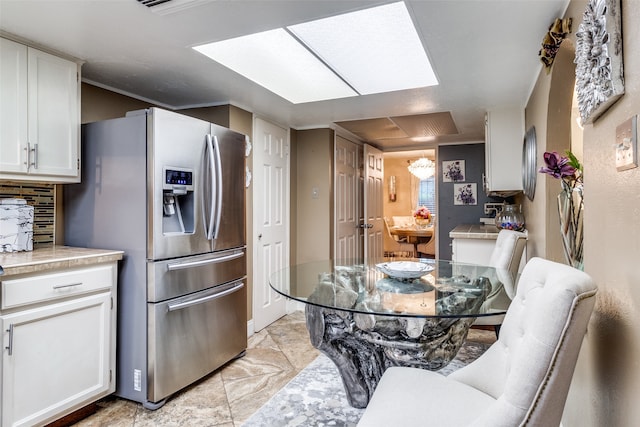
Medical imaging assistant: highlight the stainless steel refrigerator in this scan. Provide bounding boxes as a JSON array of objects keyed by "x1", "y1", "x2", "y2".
[{"x1": 64, "y1": 107, "x2": 247, "y2": 409}]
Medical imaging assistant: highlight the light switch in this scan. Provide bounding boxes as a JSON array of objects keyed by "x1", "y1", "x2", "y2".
[
  {"x1": 312, "y1": 187, "x2": 319, "y2": 199},
  {"x1": 616, "y1": 115, "x2": 638, "y2": 171}
]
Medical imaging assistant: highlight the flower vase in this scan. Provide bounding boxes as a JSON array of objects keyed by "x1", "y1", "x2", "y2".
[
  {"x1": 495, "y1": 204, "x2": 525, "y2": 231},
  {"x1": 557, "y1": 183, "x2": 584, "y2": 270},
  {"x1": 415, "y1": 218, "x2": 430, "y2": 229}
]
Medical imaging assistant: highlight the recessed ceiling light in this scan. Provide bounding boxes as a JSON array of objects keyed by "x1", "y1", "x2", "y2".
[{"x1": 193, "y1": 1, "x2": 437, "y2": 104}]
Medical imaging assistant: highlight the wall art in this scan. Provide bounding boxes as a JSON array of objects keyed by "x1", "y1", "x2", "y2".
[
  {"x1": 442, "y1": 160, "x2": 465, "y2": 182},
  {"x1": 454, "y1": 183, "x2": 477, "y2": 206},
  {"x1": 539, "y1": 17, "x2": 572, "y2": 72},
  {"x1": 574, "y1": 0, "x2": 624, "y2": 124}
]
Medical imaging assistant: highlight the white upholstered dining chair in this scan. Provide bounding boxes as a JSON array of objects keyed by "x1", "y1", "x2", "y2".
[
  {"x1": 357, "y1": 257, "x2": 597, "y2": 427},
  {"x1": 473, "y1": 229, "x2": 527, "y2": 336}
]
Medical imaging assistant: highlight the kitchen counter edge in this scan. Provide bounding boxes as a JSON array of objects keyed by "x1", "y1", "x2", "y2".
[
  {"x1": 449, "y1": 224, "x2": 528, "y2": 240},
  {"x1": 449, "y1": 224, "x2": 501, "y2": 240},
  {"x1": 0, "y1": 246, "x2": 124, "y2": 277}
]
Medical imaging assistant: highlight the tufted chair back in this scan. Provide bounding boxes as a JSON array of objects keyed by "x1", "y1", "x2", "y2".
[
  {"x1": 489, "y1": 230, "x2": 527, "y2": 282},
  {"x1": 473, "y1": 230, "x2": 527, "y2": 335},
  {"x1": 449, "y1": 257, "x2": 597, "y2": 426}
]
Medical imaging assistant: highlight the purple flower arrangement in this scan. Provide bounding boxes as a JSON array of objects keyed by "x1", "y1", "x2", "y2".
[
  {"x1": 539, "y1": 150, "x2": 584, "y2": 269},
  {"x1": 538, "y1": 151, "x2": 583, "y2": 191}
]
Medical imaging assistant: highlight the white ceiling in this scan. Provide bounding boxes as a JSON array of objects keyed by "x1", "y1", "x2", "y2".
[{"x1": 0, "y1": 0, "x2": 569, "y2": 151}]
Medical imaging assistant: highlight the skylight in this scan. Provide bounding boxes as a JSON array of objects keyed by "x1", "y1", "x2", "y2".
[{"x1": 193, "y1": 1, "x2": 437, "y2": 104}]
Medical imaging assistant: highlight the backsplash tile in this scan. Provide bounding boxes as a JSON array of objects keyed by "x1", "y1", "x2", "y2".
[{"x1": 0, "y1": 183, "x2": 55, "y2": 248}]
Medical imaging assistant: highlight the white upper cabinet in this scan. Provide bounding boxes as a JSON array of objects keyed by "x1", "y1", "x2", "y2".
[
  {"x1": 0, "y1": 37, "x2": 80, "y2": 182},
  {"x1": 0, "y1": 38, "x2": 28, "y2": 175},
  {"x1": 484, "y1": 109, "x2": 525, "y2": 194}
]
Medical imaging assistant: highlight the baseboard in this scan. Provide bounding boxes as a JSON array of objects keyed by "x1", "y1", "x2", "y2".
[
  {"x1": 44, "y1": 403, "x2": 98, "y2": 427},
  {"x1": 247, "y1": 318, "x2": 255, "y2": 337},
  {"x1": 286, "y1": 300, "x2": 305, "y2": 313}
]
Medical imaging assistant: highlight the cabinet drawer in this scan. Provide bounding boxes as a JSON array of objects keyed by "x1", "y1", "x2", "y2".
[{"x1": 2, "y1": 264, "x2": 115, "y2": 309}]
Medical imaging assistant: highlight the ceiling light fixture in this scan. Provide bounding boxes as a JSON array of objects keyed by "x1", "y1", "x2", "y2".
[
  {"x1": 193, "y1": 28, "x2": 357, "y2": 104},
  {"x1": 193, "y1": 1, "x2": 437, "y2": 104},
  {"x1": 288, "y1": 1, "x2": 437, "y2": 96},
  {"x1": 408, "y1": 157, "x2": 436, "y2": 180}
]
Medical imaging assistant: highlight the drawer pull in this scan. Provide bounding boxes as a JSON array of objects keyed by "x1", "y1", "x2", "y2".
[
  {"x1": 6, "y1": 324, "x2": 14, "y2": 355},
  {"x1": 167, "y1": 251, "x2": 244, "y2": 271},
  {"x1": 167, "y1": 282, "x2": 244, "y2": 312},
  {"x1": 52, "y1": 282, "x2": 83, "y2": 290}
]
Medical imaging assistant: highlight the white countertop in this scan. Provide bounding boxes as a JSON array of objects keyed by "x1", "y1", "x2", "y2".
[
  {"x1": 0, "y1": 246, "x2": 124, "y2": 277},
  {"x1": 449, "y1": 224, "x2": 501, "y2": 240}
]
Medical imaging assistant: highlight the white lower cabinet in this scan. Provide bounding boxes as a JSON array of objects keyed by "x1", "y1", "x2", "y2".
[
  {"x1": 451, "y1": 237, "x2": 496, "y2": 266},
  {"x1": 1, "y1": 264, "x2": 117, "y2": 427},
  {"x1": 451, "y1": 237, "x2": 527, "y2": 273}
]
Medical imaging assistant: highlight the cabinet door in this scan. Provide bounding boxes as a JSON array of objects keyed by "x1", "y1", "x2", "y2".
[
  {"x1": 452, "y1": 238, "x2": 496, "y2": 265},
  {"x1": 484, "y1": 109, "x2": 524, "y2": 192},
  {"x1": 0, "y1": 38, "x2": 29, "y2": 174},
  {"x1": 2, "y1": 292, "x2": 112, "y2": 427},
  {"x1": 27, "y1": 47, "x2": 79, "y2": 179},
  {"x1": 452, "y1": 238, "x2": 527, "y2": 273}
]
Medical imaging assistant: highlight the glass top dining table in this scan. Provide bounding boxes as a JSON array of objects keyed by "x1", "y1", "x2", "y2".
[
  {"x1": 269, "y1": 257, "x2": 516, "y2": 408},
  {"x1": 270, "y1": 258, "x2": 515, "y2": 320}
]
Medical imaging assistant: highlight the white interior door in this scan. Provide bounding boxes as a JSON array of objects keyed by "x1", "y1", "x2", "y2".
[
  {"x1": 334, "y1": 136, "x2": 363, "y2": 263},
  {"x1": 363, "y1": 144, "x2": 384, "y2": 263},
  {"x1": 252, "y1": 118, "x2": 289, "y2": 331}
]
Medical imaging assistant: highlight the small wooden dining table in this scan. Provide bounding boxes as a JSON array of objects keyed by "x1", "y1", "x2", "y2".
[{"x1": 389, "y1": 226, "x2": 434, "y2": 257}]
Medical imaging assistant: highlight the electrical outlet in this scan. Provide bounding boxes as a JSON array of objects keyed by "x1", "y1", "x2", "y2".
[
  {"x1": 616, "y1": 115, "x2": 638, "y2": 171},
  {"x1": 134, "y1": 369, "x2": 142, "y2": 391}
]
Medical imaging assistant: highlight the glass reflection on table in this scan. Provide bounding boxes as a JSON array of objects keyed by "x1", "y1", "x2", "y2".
[{"x1": 270, "y1": 258, "x2": 513, "y2": 319}]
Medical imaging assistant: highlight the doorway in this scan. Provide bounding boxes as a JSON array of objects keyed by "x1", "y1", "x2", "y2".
[
  {"x1": 382, "y1": 150, "x2": 437, "y2": 258},
  {"x1": 333, "y1": 138, "x2": 385, "y2": 264}
]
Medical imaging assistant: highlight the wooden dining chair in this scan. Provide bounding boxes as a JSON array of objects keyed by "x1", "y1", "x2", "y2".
[
  {"x1": 383, "y1": 217, "x2": 414, "y2": 257},
  {"x1": 357, "y1": 257, "x2": 597, "y2": 427},
  {"x1": 416, "y1": 214, "x2": 436, "y2": 257}
]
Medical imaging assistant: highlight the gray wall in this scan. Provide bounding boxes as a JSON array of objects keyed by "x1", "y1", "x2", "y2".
[{"x1": 437, "y1": 143, "x2": 497, "y2": 259}]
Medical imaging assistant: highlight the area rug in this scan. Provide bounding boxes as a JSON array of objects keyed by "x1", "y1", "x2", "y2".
[{"x1": 241, "y1": 341, "x2": 490, "y2": 427}]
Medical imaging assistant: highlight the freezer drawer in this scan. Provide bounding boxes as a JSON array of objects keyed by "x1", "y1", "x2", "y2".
[
  {"x1": 147, "y1": 280, "x2": 247, "y2": 404},
  {"x1": 147, "y1": 248, "x2": 246, "y2": 302}
]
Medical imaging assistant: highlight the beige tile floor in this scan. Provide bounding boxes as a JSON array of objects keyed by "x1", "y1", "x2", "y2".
[
  {"x1": 72, "y1": 311, "x2": 319, "y2": 427},
  {"x1": 71, "y1": 312, "x2": 496, "y2": 427}
]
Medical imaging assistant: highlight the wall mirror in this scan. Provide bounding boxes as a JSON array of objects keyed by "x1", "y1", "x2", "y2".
[{"x1": 522, "y1": 126, "x2": 537, "y2": 201}]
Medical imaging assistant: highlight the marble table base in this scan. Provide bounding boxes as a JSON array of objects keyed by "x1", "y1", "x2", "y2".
[{"x1": 305, "y1": 304, "x2": 475, "y2": 408}]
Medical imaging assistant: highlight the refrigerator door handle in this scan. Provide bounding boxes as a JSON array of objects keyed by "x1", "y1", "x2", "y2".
[
  {"x1": 203, "y1": 135, "x2": 216, "y2": 239},
  {"x1": 167, "y1": 282, "x2": 244, "y2": 312},
  {"x1": 211, "y1": 135, "x2": 223, "y2": 240},
  {"x1": 166, "y1": 251, "x2": 244, "y2": 271}
]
